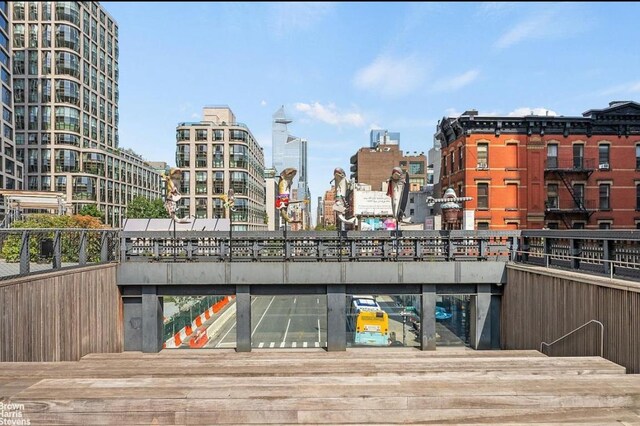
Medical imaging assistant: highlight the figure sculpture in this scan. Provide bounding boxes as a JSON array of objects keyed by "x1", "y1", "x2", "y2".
[
  {"x1": 162, "y1": 168, "x2": 192, "y2": 223},
  {"x1": 386, "y1": 166, "x2": 411, "y2": 224},
  {"x1": 276, "y1": 168, "x2": 308, "y2": 224},
  {"x1": 331, "y1": 167, "x2": 358, "y2": 227}
]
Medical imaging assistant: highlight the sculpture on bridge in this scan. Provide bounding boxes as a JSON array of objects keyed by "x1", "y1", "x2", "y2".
[
  {"x1": 276, "y1": 168, "x2": 308, "y2": 225},
  {"x1": 331, "y1": 167, "x2": 358, "y2": 227},
  {"x1": 426, "y1": 187, "x2": 473, "y2": 230},
  {"x1": 221, "y1": 188, "x2": 236, "y2": 212},
  {"x1": 162, "y1": 168, "x2": 192, "y2": 223},
  {"x1": 386, "y1": 166, "x2": 411, "y2": 225}
]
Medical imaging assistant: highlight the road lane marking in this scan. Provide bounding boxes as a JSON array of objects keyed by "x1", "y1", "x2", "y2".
[
  {"x1": 303, "y1": 342, "x2": 308, "y2": 348},
  {"x1": 292, "y1": 342, "x2": 297, "y2": 348},
  {"x1": 252, "y1": 296, "x2": 275, "y2": 337},
  {"x1": 258, "y1": 342, "x2": 264, "y2": 348},
  {"x1": 270, "y1": 342, "x2": 275, "y2": 348},
  {"x1": 280, "y1": 342, "x2": 286, "y2": 348},
  {"x1": 315, "y1": 342, "x2": 320, "y2": 348},
  {"x1": 282, "y1": 318, "x2": 291, "y2": 344}
]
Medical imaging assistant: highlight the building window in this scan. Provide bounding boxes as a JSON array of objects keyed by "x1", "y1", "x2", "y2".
[
  {"x1": 599, "y1": 184, "x2": 610, "y2": 210},
  {"x1": 547, "y1": 183, "x2": 558, "y2": 209},
  {"x1": 477, "y1": 143, "x2": 488, "y2": 168},
  {"x1": 477, "y1": 222, "x2": 489, "y2": 230},
  {"x1": 598, "y1": 144, "x2": 610, "y2": 170},
  {"x1": 547, "y1": 143, "x2": 558, "y2": 169},
  {"x1": 598, "y1": 222, "x2": 611, "y2": 229},
  {"x1": 547, "y1": 222, "x2": 559, "y2": 230},
  {"x1": 573, "y1": 183, "x2": 584, "y2": 209},
  {"x1": 573, "y1": 144, "x2": 584, "y2": 169},
  {"x1": 636, "y1": 145, "x2": 640, "y2": 170},
  {"x1": 409, "y1": 161, "x2": 424, "y2": 174},
  {"x1": 477, "y1": 183, "x2": 489, "y2": 209},
  {"x1": 458, "y1": 146, "x2": 463, "y2": 170},
  {"x1": 572, "y1": 222, "x2": 585, "y2": 229},
  {"x1": 637, "y1": 185, "x2": 640, "y2": 210}
]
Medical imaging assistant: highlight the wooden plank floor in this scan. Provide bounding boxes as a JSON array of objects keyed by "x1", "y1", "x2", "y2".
[{"x1": 1, "y1": 348, "x2": 639, "y2": 425}]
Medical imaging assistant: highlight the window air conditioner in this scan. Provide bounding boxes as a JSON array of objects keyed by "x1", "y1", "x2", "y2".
[
  {"x1": 599, "y1": 163, "x2": 609, "y2": 170},
  {"x1": 477, "y1": 162, "x2": 488, "y2": 169}
]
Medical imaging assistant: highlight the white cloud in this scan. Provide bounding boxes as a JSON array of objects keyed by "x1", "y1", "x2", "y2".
[
  {"x1": 494, "y1": 7, "x2": 588, "y2": 50},
  {"x1": 507, "y1": 107, "x2": 557, "y2": 117},
  {"x1": 260, "y1": 100, "x2": 267, "y2": 107},
  {"x1": 269, "y1": 3, "x2": 335, "y2": 36},
  {"x1": 432, "y1": 69, "x2": 480, "y2": 92},
  {"x1": 353, "y1": 55, "x2": 428, "y2": 97},
  {"x1": 294, "y1": 102, "x2": 365, "y2": 127}
]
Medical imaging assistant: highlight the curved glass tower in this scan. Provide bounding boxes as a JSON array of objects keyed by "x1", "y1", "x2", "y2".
[{"x1": 10, "y1": 1, "x2": 161, "y2": 227}]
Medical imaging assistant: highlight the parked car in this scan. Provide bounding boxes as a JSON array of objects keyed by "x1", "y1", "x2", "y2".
[{"x1": 435, "y1": 306, "x2": 452, "y2": 321}]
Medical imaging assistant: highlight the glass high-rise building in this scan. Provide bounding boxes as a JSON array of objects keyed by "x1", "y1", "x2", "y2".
[
  {"x1": 271, "y1": 106, "x2": 310, "y2": 229},
  {"x1": 10, "y1": 1, "x2": 162, "y2": 227},
  {"x1": 370, "y1": 129, "x2": 400, "y2": 148},
  {"x1": 0, "y1": 1, "x2": 21, "y2": 197}
]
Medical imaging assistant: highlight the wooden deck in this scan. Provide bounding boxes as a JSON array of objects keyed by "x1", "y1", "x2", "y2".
[{"x1": 1, "y1": 348, "x2": 639, "y2": 424}]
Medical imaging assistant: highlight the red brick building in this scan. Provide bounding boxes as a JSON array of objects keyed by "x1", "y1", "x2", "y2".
[
  {"x1": 321, "y1": 187, "x2": 336, "y2": 227},
  {"x1": 349, "y1": 145, "x2": 427, "y2": 192},
  {"x1": 436, "y1": 101, "x2": 640, "y2": 229}
]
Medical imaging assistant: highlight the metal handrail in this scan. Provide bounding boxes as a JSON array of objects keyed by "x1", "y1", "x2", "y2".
[
  {"x1": 540, "y1": 319, "x2": 604, "y2": 357},
  {"x1": 513, "y1": 249, "x2": 640, "y2": 279}
]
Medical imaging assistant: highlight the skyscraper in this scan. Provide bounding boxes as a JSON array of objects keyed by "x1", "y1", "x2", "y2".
[
  {"x1": 0, "y1": 2, "x2": 21, "y2": 196},
  {"x1": 10, "y1": 1, "x2": 162, "y2": 227},
  {"x1": 271, "y1": 106, "x2": 310, "y2": 229},
  {"x1": 370, "y1": 129, "x2": 400, "y2": 148}
]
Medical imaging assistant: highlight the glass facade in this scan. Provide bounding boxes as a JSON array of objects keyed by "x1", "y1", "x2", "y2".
[{"x1": 9, "y1": 1, "x2": 162, "y2": 227}]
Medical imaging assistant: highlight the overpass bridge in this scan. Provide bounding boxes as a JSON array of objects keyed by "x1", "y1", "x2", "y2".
[{"x1": 1, "y1": 223, "x2": 639, "y2": 370}]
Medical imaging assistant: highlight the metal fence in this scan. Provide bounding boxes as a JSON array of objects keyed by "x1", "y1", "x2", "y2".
[
  {"x1": 120, "y1": 230, "x2": 519, "y2": 263},
  {"x1": 517, "y1": 230, "x2": 640, "y2": 280},
  {"x1": 0, "y1": 229, "x2": 119, "y2": 280}
]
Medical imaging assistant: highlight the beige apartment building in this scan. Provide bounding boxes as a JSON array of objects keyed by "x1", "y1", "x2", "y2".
[
  {"x1": 10, "y1": 1, "x2": 162, "y2": 227},
  {"x1": 175, "y1": 106, "x2": 267, "y2": 230}
]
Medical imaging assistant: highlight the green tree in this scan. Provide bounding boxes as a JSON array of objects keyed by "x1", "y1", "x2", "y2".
[
  {"x1": 126, "y1": 196, "x2": 169, "y2": 219},
  {"x1": 78, "y1": 204, "x2": 105, "y2": 222},
  {"x1": 1, "y1": 214, "x2": 105, "y2": 263}
]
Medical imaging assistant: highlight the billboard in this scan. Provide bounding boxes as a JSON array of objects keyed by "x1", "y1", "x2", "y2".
[{"x1": 353, "y1": 190, "x2": 393, "y2": 215}]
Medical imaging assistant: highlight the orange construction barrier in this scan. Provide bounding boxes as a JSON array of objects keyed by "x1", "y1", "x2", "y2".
[{"x1": 189, "y1": 326, "x2": 208, "y2": 348}]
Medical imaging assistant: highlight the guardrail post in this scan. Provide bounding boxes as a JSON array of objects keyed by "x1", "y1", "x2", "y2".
[
  {"x1": 53, "y1": 230, "x2": 61, "y2": 269},
  {"x1": 79, "y1": 230, "x2": 87, "y2": 265},
  {"x1": 509, "y1": 236, "x2": 519, "y2": 262},
  {"x1": 544, "y1": 236, "x2": 552, "y2": 267},
  {"x1": 602, "y1": 239, "x2": 611, "y2": 276},
  {"x1": 447, "y1": 232, "x2": 454, "y2": 261},
  {"x1": 100, "y1": 231, "x2": 110, "y2": 262},
  {"x1": 19, "y1": 231, "x2": 30, "y2": 275},
  {"x1": 571, "y1": 238, "x2": 581, "y2": 270},
  {"x1": 479, "y1": 238, "x2": 487, "y2": 260}
]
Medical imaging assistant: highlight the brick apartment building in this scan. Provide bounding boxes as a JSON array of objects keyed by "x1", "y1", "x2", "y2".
[
  {"x1": 349, "y1": 144, "x2": 427, "y2": 192},
  {"x1": 436, "y1": 101, "x2": 640, "y2": 230}
]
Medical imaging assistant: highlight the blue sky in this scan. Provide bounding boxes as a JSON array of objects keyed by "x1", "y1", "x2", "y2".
[{"x1": 103, "y1": 2, "x2": 640, "y2": 224}]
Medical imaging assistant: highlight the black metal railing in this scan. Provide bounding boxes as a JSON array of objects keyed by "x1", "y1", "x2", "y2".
[{"x1": 0, "y1": 229, "x2": 119, "y2": 280}]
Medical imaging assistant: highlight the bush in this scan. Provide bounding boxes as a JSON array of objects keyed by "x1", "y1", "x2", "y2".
[{"x1": 1, "y1": 214, "x2": 107, "y2": 263}]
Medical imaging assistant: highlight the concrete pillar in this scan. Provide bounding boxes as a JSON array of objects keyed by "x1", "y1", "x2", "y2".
[
  {"x1": 327, "y1": 285, "x2": 346, "y2": 351},
  {"x1": 420, "y1": 284, "x2": 437, "y2": 350},
  {"x1": 236, "y1": 285, "x2": 252, "y2": 352},
  {"x1": 472, "y1": 284, "x2": 492, "y2": 350},
  {"x1": 141, "y1": 286, "x2": 163, "y2": 353}
]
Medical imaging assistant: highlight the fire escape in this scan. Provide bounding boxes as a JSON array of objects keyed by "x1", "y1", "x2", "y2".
[{"x1": 544, "y1": 156, "x2": 596, "y2": 228}]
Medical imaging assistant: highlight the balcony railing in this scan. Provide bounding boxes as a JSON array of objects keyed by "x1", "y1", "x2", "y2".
[{"x1": 545, "y1": 158, "x2": 595, "y2": 171}]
